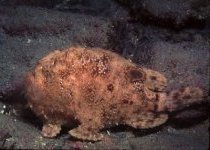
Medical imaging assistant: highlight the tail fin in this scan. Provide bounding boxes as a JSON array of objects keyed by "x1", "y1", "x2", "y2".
[{"x1": 166, "y1": 87, "x2": 207, "y2": 112}]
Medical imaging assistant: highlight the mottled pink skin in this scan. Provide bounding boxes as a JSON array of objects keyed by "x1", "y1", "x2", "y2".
[{"x1": 25, "y1": 46, "x2": 204, "y2": 141}]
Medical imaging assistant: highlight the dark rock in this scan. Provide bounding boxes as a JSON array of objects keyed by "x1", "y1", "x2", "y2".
[
  {"x1": 0, "y1": 128, "x2": 15, "y2": 149},
  {"x1": 0, "y1": 0, "x2": 63, "y2": 8},
  {"x1": 116, "y1": 0, "x2": 210, "y2": 29},
  {"x1": 0, "y1": 129, "x2": 11, "y2": 141},
  {"x1": 0, "y1": 0, "x2": 128, "y2": 19}
]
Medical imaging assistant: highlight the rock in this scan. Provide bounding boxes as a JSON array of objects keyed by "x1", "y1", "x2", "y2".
[
  {"x1": 0, "y1": 128, "x2": 15, "y2": 149},
  {"x1": 0, "y1": 0, "x2": 128, "y2": 19},
  {"x1": 0, "y1": 0, "x2": 62, "y2": 8},
  {"x1": 116, "y1": 0, "x2": 210, "y2": 29},
  {"x1": 0, "y1": 129, "x2": 11, "y2": 141}
]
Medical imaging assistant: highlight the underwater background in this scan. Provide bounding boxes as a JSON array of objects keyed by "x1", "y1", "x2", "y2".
[{"x1": 0, "y1": 0, "x2": 209, "y2": 149}]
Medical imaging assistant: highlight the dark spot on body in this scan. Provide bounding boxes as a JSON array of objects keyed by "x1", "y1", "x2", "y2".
[
  {"x1": 155, "y1": 94, "x2": 159, "y2": 101},
  {"x1": 183, "y1": 95, "x2": 192, "y2": 99},
  {"x1": 126, "y1": 67, "x2": 145, "y2": 83},
  {"x1": 175, "y1": 101, "x2": 183, "y2": 107},
  {"x1": 153, "y1": 103, "x2": 158, "y2": 112},
  {"x1": 110, "y1": 104, "x2": 117, "y2": 109},
  {"x1": 190, "y1": 90, "x2": 195, "y2": 94},
  {"x1": 129, "y1": 101, "x2": 133, "y2": 105},
  {"x1": 137, "y1": 118, "x2": 143, "y2": 122},
  {"x1": 86, "y1": 87, "x2": 93, "y2": 93},
  {"x1": 122, "y1": 99, "x2": 129, "y2": 104},
  {"x1": 119, "y1": 116, "x2": 125, "y2": 122},
  {"x1": 69, "y1": 101, "x2": 75, "y2": 107},
  {"x1": 42, "y1": 69, "x2": 53, "y2": 79},
  {"x1": 107, "y1": 84, "x2": 114, "y2": 92},
  {"x1": 153, "y1": 87, "x2": 159, "y2": 92},
  {"x1": 150, "y1": 76, "x2": 157, "y2": 80},
  {"x1": 179, "y1": 87, "x2": 186, "y2": 93},
  {"x1": 87, "y1": 127, "x2": 92, "y2": 131},
  {"x1": 64, "y1": 51, "x2": 69, "y2": 58},
  {"x1": 53, "y1": 56, "x2": 66, "y2": 66},
  {"x1": 145, "y1": 119, "x2": 154, "y2": 124},
  {"x1": 31, "y1": 70, "x2": 35, "y2": 77},
  {"x1": 134, "y1": 108, "x2": 141, "y2": 114},
  {"x1": 142, "y1": 99, "x2": 149, "y2": 108},
  {"x1": 84, "y1": 86, "x2": 98, "y2": 103},
  {"x1": 53, "y1": 58, "x2": 58, "y2": 66},
  {"x1": 101, "y1": 54, "x2": 110, "y2": 62},
  {"x1": 77, "y1": 101, "x2": 81, "y2": 108},
  {"x1": 153, "y1": 113, "x2": 159, "y2": 118},
  {"x1": 59, "y1": 70, "x2": 70, "y2": 79},
  {"x1": 173, "y1": 92, "x2": 180, "y2": 99},
  {"x1": 91, "y1": 68, "x2": 99, "y2": 77},
  {"x1": 129, "y1": 70, "x2": 144, "y2": 80}
]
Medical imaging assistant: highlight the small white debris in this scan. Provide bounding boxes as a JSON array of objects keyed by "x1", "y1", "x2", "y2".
[
  {"x1": 167, "y1": 127, "x2": 176, "y2": 133},
  {"x1": 0, "y1": 110, "x2": 4, "y2": 114},
  {"x1": 6, "y1": 138, "x2": 14, "y2": 142},
  {"x1": 3, "y1": 105, "x2": 6, "y2": 109},
  {"x1": 88, "y1": 142, "x2": 93, "y2": 145},
  {"x1": 41, "y1": 142, "x2": 46, "y2": 146},
  {"x1": 27, "y1": 39, "x2": 31, "y2": 44},
  {"x1": 44, "y1": 114, "x2": 48, "y2": 119},
  {"x1": 5, "y1": 112, "x2": 11, "y2": 116},
  {"x1": 106, "y1": 130, "x2": 111, "y2": 136},
  {"x1": 12, "y1": 109, "x2": 17, "y2": 115}
]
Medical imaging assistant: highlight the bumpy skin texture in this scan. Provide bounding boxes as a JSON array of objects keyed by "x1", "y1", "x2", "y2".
[{"x1": 25, "y1": 46, "x2": 203, "y2": 141}]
